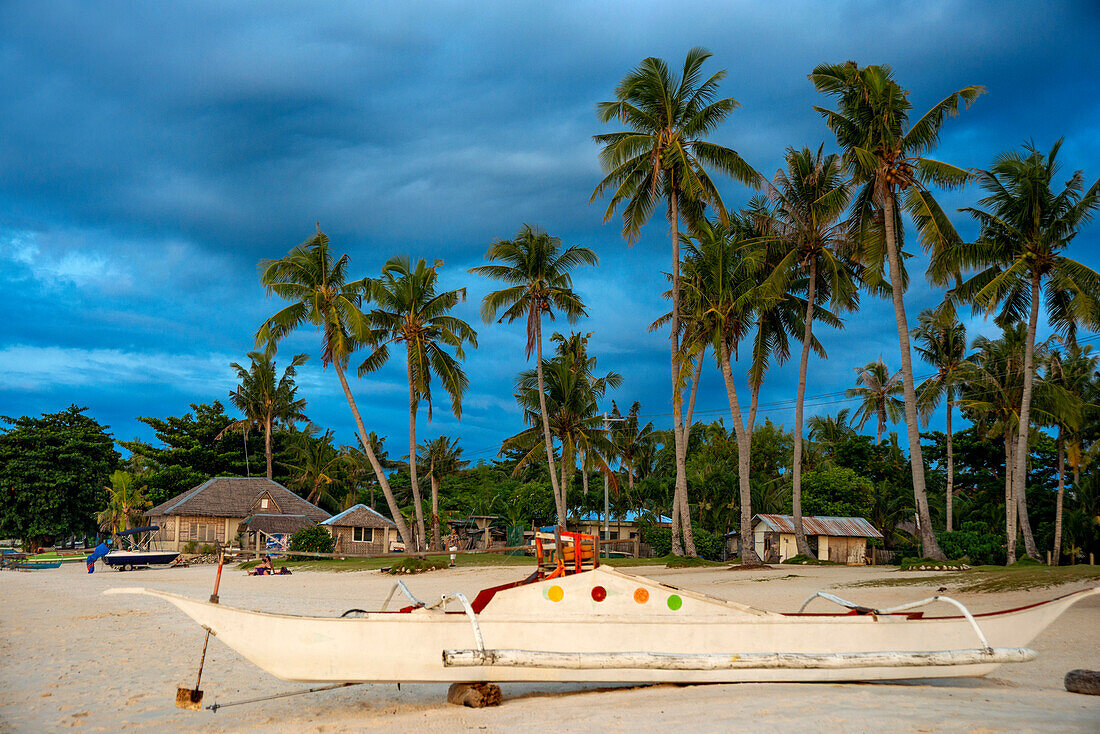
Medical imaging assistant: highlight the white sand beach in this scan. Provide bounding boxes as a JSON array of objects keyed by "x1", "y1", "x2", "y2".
[{"x1": 1, "y1": 562, "x2": 1097, "y2": 733}]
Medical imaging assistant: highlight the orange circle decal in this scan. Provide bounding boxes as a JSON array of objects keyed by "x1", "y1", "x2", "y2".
[
  {"x1": 548, "y1": 585, "x2": 564, "y2": 602},
  {"x1": 633, "y1": 587, "x2": 649, "y2": 604}
]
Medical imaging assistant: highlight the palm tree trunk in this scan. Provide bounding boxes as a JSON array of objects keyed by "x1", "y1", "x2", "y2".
[
  {"x1": 333, "y1": 362, "x2": 413, "y2": 547},
  {"x1": 791, "y1": 257, "x2": 816, "y2": 557},
  {"x1": 264, "y1": 416, "x2": 274, "y2": 479},
  {"x1": 560, "y1": 437, "x2": 574, "y2": 523},
  {"x1": 535, "y1": 316, "x2": 565, "y2": 526},
  {"x1": 675, "y1": 353, "x2": 704, "y2": 556},
  {"x1": 406, "y1": 356, "x2": 427, "y2": 553},
  {"x1": 882, "y1": 192, "x2": 945, "y2": 560},
  {"x1": 718, "y1": 336, "x2": 762, "y2": 567},
  {"x1": 668, "y1": 186, "x2": 695, "y2": 557},
  {"x1": 1005, "y1": 432, "x2": 1016, "y2": 563},
  {"x1": 581, "y1": 448, "x2": 590, "y2": 496},
  {"x1": 1016, "y1": 460, "x2": 1038, "y2": 560},
  {"x1": 1012, "y1": 272, "x2": 1042, "y2": 560},
  {"x1": 945, "y1": 393, "x2": 954, "y2": 533},
  {"x1": 686, "y1": 354, "x2": 703, "y2": 428},
  {"x1": 1053, "y1": 430, "x2": 1064, "y2": 566},
  {"x1": 670, "y1": 491, "x2": 680, "y2": 555},
  {"x1": 430, "y1": 472, "x2": 441, "y2": 552},
  {"x1": 876, "y1": 408, "x2": 884, "y2": 446},
  {"x1": 941, "y1": 389, "x2": 950, "y2": 534}
]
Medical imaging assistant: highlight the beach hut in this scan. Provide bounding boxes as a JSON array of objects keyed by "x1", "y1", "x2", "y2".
[
  {"x1": 320, "y1": 504, "x2": 401, "y2": 554},
  {"x1": 751, "y1": 514, "x2": 883, "y2": 564},
  {"x1": 572, "y1": 509, "x2": 671, "y2": 542},
  {"x1": 238, "y1": 514, "x2": 317, "y2": 553},
  {"x1": 145, "y1": 477, "x2": 330, "y2": 552}
]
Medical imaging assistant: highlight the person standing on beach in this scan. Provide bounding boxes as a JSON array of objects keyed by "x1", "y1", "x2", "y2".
[{"x1": 447, "y1": 531, "x2": 459, "y2": 567}]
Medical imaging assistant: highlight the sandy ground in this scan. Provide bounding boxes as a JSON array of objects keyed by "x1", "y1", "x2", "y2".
[{"x1": 1, "y1": 560, "x2": 1097, "y2": 733}]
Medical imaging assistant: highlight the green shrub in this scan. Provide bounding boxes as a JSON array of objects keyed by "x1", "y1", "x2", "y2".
[
  {"x1": 182, "y1": 540, "x2": 198, "y2": 554},
  {"x1": 1010, "y1": 556, "x2": 1043, "y2": 567},
  {"x1": 641, "y1": 525, "x2": 724, "y2": 561},
  {"x1": 937, "y1": 522, "x2": 1005, "y2": 565},
  {"x1": 199, "y1": 543, "x2": 213, "y2": 555},
  {"x1": 644, "y1": 527, "x2": 672, "y2": 557},
  {"x1": 288, "y1": 525, "x2": 335, "y2": 560}
]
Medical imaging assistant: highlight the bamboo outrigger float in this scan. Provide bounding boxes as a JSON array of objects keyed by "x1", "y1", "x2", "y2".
[{"x1": 107, "y1": 531, "x2": 1098, "y2": 687}]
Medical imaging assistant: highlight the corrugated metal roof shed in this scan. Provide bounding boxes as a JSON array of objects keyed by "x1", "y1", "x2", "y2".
[{"x1": 752, "y1": 514, "x2": 883, "y2": 538}]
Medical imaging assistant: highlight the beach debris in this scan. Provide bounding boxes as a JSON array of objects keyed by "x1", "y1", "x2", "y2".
[
  {"x1": 1064, "y1": 669, "x2": 1100, "y2": 695},
  {"x1": 447, "y1": 682, "x2": 502, "y2": 708}
]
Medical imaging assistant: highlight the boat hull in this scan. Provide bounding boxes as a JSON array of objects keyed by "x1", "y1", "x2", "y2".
[
  {"x1": 106, "y1": 567, "x2": 1097, "y2": 684},
  {"x1": 103, "y1": 551, "x2": 181, "y2": 568}
]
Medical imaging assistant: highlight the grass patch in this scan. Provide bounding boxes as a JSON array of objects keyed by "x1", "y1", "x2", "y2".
[
  {"x1": 661, "y1": 554, "x2": 725, "y2": 568},
  {"x1": 781, "y1": 554, "x2": 838, "y2": 566},
  {"x1": 386, "y1": 557, "x2": 449, "y2": 574},
  {"x1": 235, "y1": 551, "x2": 731, "y2": 573},
  {"x1": 846, "y1": 563, "x2": 1100, "y2": 593}
]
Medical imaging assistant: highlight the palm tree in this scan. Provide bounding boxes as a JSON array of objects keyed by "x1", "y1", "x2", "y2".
[
  {"x1": 846, "y1": 360, "x2": 904, "y2": 446},
  {"x1": 255, "y1": 225, "x2": 413, "y2": 547},
  {"x1": 503, "y1": 332, "x2": 621, "y2": 514},
  {"x1": 610, "y1": 401, "x2": 655, "y2": 493},
  {"x1": 470, "y1": 225, "x2": 597, "y2": 525},
  {"x1": 961, "y1": 325, "x2": 1060, "y2": 561},
  {"x1": 807, "y1": 409, "x2": 854, "y2": 463},
  {"x1": 97, "y1": 470, "x2": 150, "y2": 540},
  {"x1": 285, "y1": 427, "x2": 346, "y2": 509},
  {"x1": 1045, "y1": 342, "x2": 1097, "y2": 564},
  {"x1": 913, "y1": 306, "x2": 971, "y2": 531},
  {"x1": 945, "y1": 141, "x2": 1100, "y2": 560},
  {"x1": 417, "y1": 436, "x2": 470, "y2": 550},
  {"x1": 592, "y1": 47, "x2": 760, "y2": 557},
  {"x1": 360, "y1": 256, "x2": 478, "y2": 552},
  {"x1": 678, "y1": 218, "x2": 759, "y2": 562},
  {"x1": 759, "y1": 145, "x2": 858, "y2": 556},
  {"x1": 341, "y1": 432, "x2": 393, "y2": 511},
  {"x1": 222, "y1": 350, "x2": 309, "y2": 479},
  {"x1": 810, "y1": 61, "x2": 983, "y2": 560}
]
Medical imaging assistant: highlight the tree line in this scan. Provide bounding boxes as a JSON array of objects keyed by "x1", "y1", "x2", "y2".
[{"x1": 2, "y1": 51, "x2": 1098, "y2": 565}]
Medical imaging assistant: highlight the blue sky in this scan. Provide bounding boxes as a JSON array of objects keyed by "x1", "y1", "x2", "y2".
[{"x1": 2, "y1": 1, "x2": 1098, "y2": 463}]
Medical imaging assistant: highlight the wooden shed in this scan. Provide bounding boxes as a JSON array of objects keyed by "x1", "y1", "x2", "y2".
[
  {"x1": 751, "y1": 514, "x2": 883, "y2": 564},
  {"x1": 320, "y1": 504, "x2": 400, "y2": 554}
]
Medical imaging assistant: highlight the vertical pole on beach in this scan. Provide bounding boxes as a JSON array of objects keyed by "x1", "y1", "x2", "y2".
[{"x1": 603, "y1": 412, "x2": 610, "y2": 544}]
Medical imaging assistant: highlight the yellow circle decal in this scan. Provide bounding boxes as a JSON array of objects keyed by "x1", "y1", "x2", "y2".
[
  {"x1": 633, "y1": 587, "x2": 649, "y2": 604},
  {"x1": 548, "y1": 585, "x2": 564, "y2": 602}
]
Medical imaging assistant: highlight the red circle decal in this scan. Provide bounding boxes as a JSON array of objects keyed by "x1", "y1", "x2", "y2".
[{"x1": 591, "y1": 585, "x2": 607, "y2": 602}]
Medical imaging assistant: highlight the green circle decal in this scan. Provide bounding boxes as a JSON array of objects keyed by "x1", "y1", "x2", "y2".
[{"x1": 666, "y1": 594, "x2": 682, "y2": 611}]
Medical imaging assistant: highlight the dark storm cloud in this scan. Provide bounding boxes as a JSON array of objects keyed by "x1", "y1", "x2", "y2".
[{"x1": 1, "y1": 1, "x2": 1098, "y2": 451}]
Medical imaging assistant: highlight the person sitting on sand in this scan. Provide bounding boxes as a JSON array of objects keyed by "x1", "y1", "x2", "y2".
[{"x1": 249, "y1": 556, "x2": 275, "y2": 576}]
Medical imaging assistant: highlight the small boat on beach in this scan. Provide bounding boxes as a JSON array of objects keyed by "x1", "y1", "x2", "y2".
[
  {"x1": 106, "y1": 531, "x2": 1098, "y2": 686},
  {"x1": 103, "y1": 526, "x2": 181, "y2": 571}
]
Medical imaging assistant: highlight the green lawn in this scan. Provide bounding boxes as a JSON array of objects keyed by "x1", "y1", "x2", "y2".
[{"x1": 845, "y1": 563, "x2": 1100, "y2": 593}]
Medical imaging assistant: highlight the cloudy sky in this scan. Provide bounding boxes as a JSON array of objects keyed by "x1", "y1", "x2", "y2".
[{"x1": 2, "y1": 1, "x2": 1098, "y2": 463}]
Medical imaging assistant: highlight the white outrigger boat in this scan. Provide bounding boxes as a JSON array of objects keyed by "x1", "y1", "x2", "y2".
[{"x1": 107, "y1": 531, "x2": 1097, "y2": 686}]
